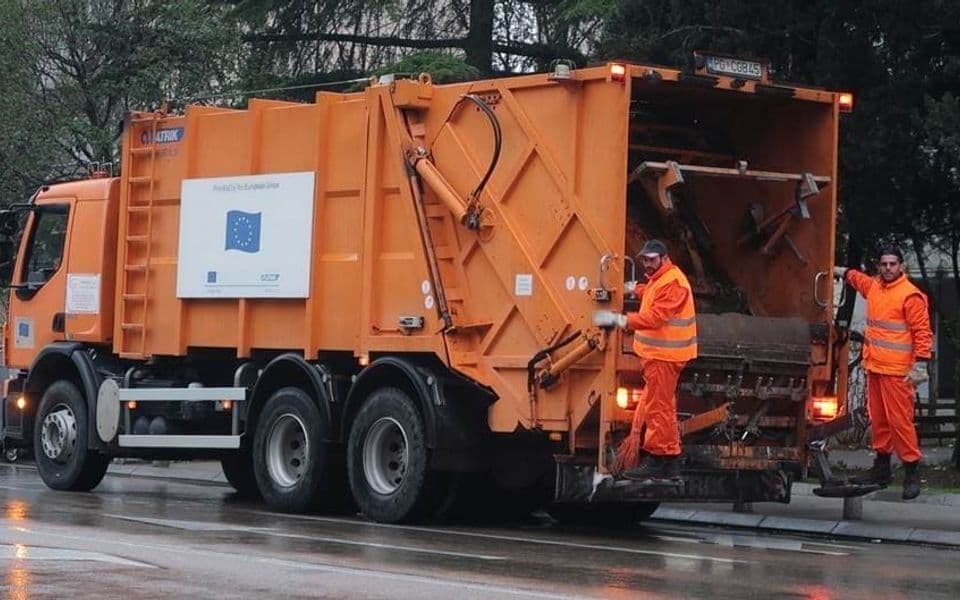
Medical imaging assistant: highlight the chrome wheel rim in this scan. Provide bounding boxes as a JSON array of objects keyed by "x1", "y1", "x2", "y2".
[
  {"x1": 265, "y1": 413, "x2": 308, "y2": 488},
  {"x1": 41, "y1": 404, "x2": 77, "y2": 463},
  {"x1": 362, "y1": 417, "x2": 408, "y2": 495}
]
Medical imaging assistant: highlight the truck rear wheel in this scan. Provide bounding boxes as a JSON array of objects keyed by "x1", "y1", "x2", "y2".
[
  {"x1": 253, "y1": 387, "x2": 330, "y2": 512},
  {"x1": 347, "y1": 387, "x2": 446, "y2": 523},
  {"x1": 33, "y1": 381, "x2": 110, "y2": 491}
]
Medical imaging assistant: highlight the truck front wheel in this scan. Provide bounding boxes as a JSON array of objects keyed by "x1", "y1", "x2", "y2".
[
  {"x1": 347, "y1": 387, "x2": 447, "y2": 523},
  {"x1": 253, "y1": 387, "x2": 330, "y2": 512},
  {"x1": 33, "y1": 381, "x2": 110, "y2": 491}
]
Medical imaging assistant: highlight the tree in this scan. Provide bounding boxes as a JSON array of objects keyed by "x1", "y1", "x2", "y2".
[
  {"x1": 0, "y1": 0, "x2": 237, "y2": 204},
  {"x1": 232, "y1": 0, "x2": 594, "y2": 76}
]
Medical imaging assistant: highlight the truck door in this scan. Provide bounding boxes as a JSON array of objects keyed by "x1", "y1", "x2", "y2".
[{"x1": 5, "y1": 199, "x2": 73, "y2": 368}]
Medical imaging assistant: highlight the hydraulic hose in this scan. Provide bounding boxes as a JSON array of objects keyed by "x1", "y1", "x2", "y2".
[{"x1": 449, "y1": 94, "x2": 502, "y2": 211}]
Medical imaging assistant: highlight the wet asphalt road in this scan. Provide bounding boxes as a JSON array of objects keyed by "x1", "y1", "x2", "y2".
[{"x1": 0, "y1": 467, "x2": 957, "y2": 599}]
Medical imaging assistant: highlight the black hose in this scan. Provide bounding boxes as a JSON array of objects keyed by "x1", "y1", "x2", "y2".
[{"x1": 452, "y1": 94, "x2": 502, "y2": 203}]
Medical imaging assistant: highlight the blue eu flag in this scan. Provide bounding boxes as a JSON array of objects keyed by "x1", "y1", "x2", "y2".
[{"x1": 225, "y1": 210, "x2": 262, "y2": 253}]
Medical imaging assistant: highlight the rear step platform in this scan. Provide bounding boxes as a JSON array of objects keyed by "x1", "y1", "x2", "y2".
[{"x1": 812, "y1": 482, "x2": 884, "y2": 498}]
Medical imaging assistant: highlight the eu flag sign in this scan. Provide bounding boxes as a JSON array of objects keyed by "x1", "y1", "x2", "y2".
[{"x1": 225, "y1": 210, "x2": 262, "y2": 253}]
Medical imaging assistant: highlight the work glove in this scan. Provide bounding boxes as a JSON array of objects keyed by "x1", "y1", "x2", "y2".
[
  {"x1": 833, "y1": 266, "x2": 848, "y2": 279},
  {"x1": 623, "y1": 280, "x2": 638, "y2": 298},
  {"x1": 905, "y1": 362, "x2": 929, "y2": 385},
  {"x1": 593, "y1": 310, "x2": 627, "y2": 329}
]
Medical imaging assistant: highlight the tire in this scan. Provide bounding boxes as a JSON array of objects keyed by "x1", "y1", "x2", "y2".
[
  {"x1": 347, "y1": 387, "x2": 447, "y2": 523},
  {"x1": 221, "y1": 451, "x2": 260, "y2": 498},
  {"x1": 33, "y1": 380, "x2": 110, "y2": 491},
  {"x1": 549, "y1": 501, "x2": 661, "y2": 527},
  {"x1": 253, "y1": 387, "x2": 331, "y2": 512}
]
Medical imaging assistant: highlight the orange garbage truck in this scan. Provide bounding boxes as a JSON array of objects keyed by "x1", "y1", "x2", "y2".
[{"x1": 0, "y1": 54, "x2": 870, "y2": 523}]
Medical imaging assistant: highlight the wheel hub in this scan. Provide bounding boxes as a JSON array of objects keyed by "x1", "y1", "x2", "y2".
[
  {"x1": 265, "y1": 413, "x2": 308, "y2": 488},
  {"x1": 362, "y1": 417, "x2": 409, "y2": 495},
  {"x1": 41, "y1": 407, "x2": 77, "y2": 462}
]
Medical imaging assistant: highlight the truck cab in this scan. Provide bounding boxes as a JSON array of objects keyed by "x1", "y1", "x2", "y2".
[{"x1": 2, "y1": 178, "x2": 118, "y2": 451}]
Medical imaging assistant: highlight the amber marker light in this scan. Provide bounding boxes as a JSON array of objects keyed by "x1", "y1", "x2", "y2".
[
  {"x1": 15, "y1": 396, "x2": 26, "y2": 410},
  {"x1": 615, "y1": 387, "x2": 629, "y2": 409},
  {"x1": 126, "y1": 401, "x2": 137, "y2": 410},
  {"x1": 221, "y1": 400, "x2": 233, "y2": 410}
]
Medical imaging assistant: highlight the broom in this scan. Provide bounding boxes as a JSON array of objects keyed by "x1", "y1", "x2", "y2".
[{"x1": 612, "y1": 392, "x2": 649, "y2": 476}]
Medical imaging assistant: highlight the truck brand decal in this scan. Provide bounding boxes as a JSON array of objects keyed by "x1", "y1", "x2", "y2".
[{"x1": 140, "y1": 127, "x2": 185, "y2": 145}]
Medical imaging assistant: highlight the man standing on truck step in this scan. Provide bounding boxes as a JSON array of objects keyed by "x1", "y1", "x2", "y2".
[
  {"x1": 593, "y1": 239, "x2": 698, "y2": 483},
  {"x1": 835, "y1": 246, "x2": 933, "y2": 500}
]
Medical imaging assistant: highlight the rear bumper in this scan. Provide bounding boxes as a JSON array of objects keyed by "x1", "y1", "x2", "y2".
[{"x1": 556, "y1": 461, "x2": 795, "y2": 504}]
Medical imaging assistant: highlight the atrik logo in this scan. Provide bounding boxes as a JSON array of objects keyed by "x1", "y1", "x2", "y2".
[
  {"x1": 225, "y1": 210, "x2": 262, "y2": 253},
  {"x1": 139, "y1": 127, "x2": 184, "y2": 145}
]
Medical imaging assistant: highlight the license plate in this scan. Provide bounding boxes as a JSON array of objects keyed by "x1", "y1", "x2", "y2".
[{"x1": 705, "y1": 56, "x2": 763, "y2": 80}]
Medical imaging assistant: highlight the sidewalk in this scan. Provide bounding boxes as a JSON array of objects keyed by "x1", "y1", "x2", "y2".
[{"x1": 654, "y1": 448, "x2": 960, "y2": 548}]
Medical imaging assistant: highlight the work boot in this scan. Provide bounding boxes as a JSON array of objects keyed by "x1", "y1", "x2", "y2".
[
  {"x1": 850, "y1": 453, "x2": 892, "y2": 486},
  {"x1": 902, "y1": 461, "x2": 921, "y2": 500},
  {"x1": 661, "y1": 456, "x2": 682, "y2": 481},
  {"x1": 623, "y1": 455, "x2": 664, "y2": 481}
]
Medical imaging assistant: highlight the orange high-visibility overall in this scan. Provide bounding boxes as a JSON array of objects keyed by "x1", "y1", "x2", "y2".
[
  {"x1": 626, "y1": 259, "x2": 697, "y2": 456},
  {"x1": 846, "y1": 270, "x2": 933, "y2": 463}
]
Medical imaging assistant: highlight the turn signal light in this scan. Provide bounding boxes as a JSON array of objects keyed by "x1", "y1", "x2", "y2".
[
  {"x1": 220, "y1": 400, "x2": 232, "y2": 410},
  {"x1": 126, "y1": 401, "x2": 137, "y2": 410},
  {"x1": 15, "y1": 396, "x2": 25, "y2": 410},
  {"x1": 610, "y1": 63, "x2": 627, "y2": 83},
  {"x1": 810, "y1": 396, "x2": 839, "y2": 421},
  {"x1": 839, "y1": 92, "x2": 854, "y2": 113}
]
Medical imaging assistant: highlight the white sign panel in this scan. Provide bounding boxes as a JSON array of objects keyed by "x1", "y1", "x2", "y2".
[
  {"x1": 66, "y1": 274, "x2": 101, "y2": 314},
  {"x1": 14, "y1": 317, "x2": 34, "y2": 349},
  {"x1": 515, "y1": 274, "x2": 533, "y2": 296},
  {"x1": 177, "y1": 172, "x2": 315, "y2": 298}
]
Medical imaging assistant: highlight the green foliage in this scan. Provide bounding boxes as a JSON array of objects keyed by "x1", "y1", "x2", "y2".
[
  {"x1": 0, "y1": 0, "x2": 237, "y2": 204},
  {"x1": 375, "y1": 52, "x2": 482, "y2": 83}
]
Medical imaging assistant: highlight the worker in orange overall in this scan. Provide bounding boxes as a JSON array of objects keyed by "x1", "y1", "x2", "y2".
[
  {"x1": 593, "y1": 239, "x2": 697, "y2": 483},
  {"x1": 835, "y1": 246, "x2": 933, "y2": 500}
]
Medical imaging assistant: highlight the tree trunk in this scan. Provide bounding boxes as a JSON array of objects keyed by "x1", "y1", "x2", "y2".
[{"x1": 465, "y1": 0, "x2": 494, "y2": 73}]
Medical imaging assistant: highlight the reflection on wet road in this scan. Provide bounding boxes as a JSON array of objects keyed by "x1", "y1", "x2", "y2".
[{"x1": 0, "y1": 466, "x2": 957, "y2": 599}]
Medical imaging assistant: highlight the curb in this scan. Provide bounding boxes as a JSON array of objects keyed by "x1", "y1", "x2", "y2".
[{"x1": 651, "y1": 507, "x2": 960, "y2": 548}]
